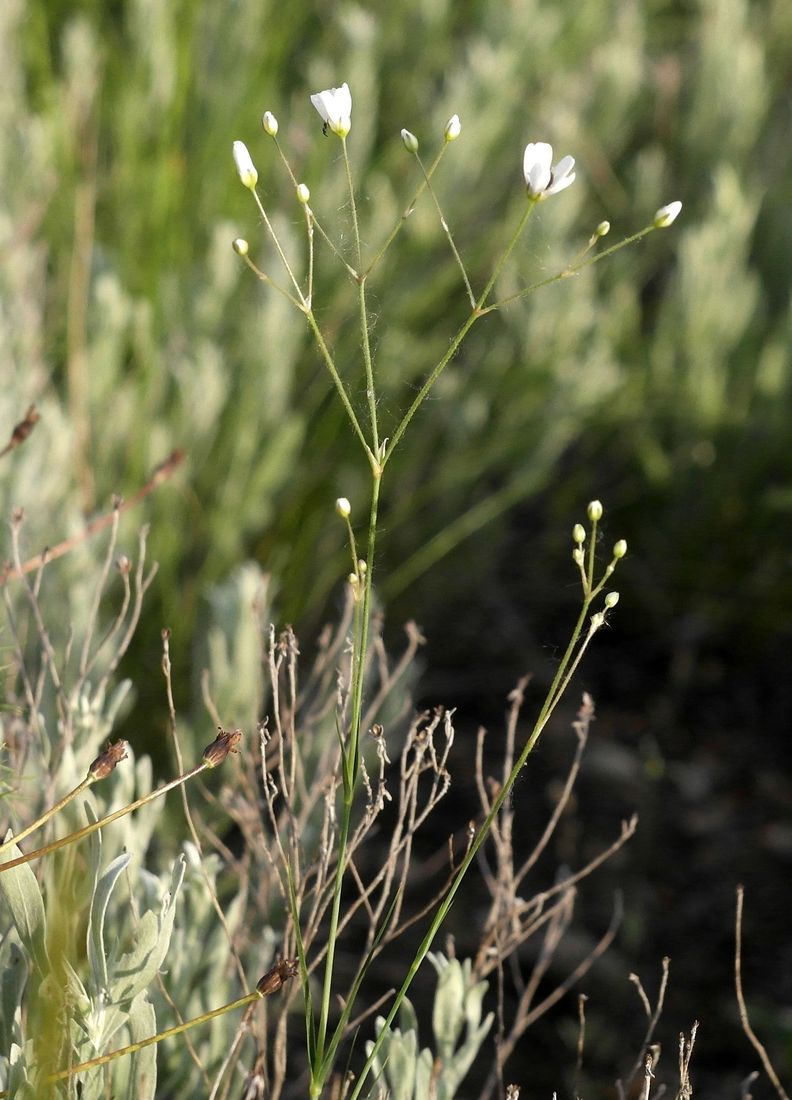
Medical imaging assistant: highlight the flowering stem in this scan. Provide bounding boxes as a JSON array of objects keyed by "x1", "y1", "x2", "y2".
[
  {"x1": 272, "y1": 136, "x2": 356, "y2": 275},
  {"x1": 347, "y1": 586, "x2": 604, "y2": 1100},
  {"x1": 251, "y1": 190, "x2": 306, "y2": 305},
  {"x1": 383, "y1": 200, "x2": 538, "y2": 465},
  {"x1": 342, "y1": 138, "x2": 379, "y2": 451},
  {"x1": 484, "y1": 223, "x2": 657, "y2": 313},
  {"x1": 364, "y1": 144, "x2": 447, "y2": 278},
  {"x1": 302, "y1": 308, "x2": 374, "y2": 463},
  {"x1": 417, "y1": 152, "x2": 476, "y2": 308},
  {"x1": 0, "y1": 764, "x2": 207, "y2": 875},
  {"x1": 312, "y1": 471, "x2": 382, "y2": 1090}
]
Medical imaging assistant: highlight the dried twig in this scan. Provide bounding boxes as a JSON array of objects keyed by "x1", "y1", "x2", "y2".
[
  {"x1": 0, "y1": 449, "x2": 184, "y2": 585},
  {"x1": 622, "y1": 957, "x2": 671, "y2": 1092},
  {"x1": 735, "y1": 885, "x2": 790, "y2": 1100}
]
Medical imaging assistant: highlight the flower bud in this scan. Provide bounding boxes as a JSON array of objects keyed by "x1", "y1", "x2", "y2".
[
  {"x1": 202, "y1": 728, "x2": 243, "y2": 768},
  {"x1": 572, "y1": 547, "x2": 585, "y2": 567},
  {"x1": 604, "y1": 591, "x2": 620, "y2": 609},
  {"x1": 590, "y1": 611, "x2": 606, "y2": 630},
  {"x1": 573, "y1": 523, "x2": 586, "y2": 544},
  {"x1": 262, "y1": 111, "x2": 279, "y2": 136},
  {"x1": 233, "y1": 238, "x2": 249, "y2": 256},
  {"x1": 336, "y1": 497, "x2": 351, "y2": 518},
  {"x1": 232, "y1": 141, "x2": 258, "y2": 190},
  {"x1": 401, "y1": 128, "x2": 419, "y2": 153},
  {"x1": 613, "y1": 539, "x2": 627, "y2": 559},
  {"x1": 596, "y1": 220, "x2": 610, "y2": 237},
  {"x1": 444, "y1": 114, "x2": 461, "y2": 142},
  {"x1": 587, "y1": 500, "x2": 603, "y2": 522},
  {"x1": 358, "y1": 559, "x2": 367, "y2": 574},
  {"x1": 653, "y1": 201, "x2": 682, "y2": 228},
  {"x1": 296, "y1": 183, "x2": 310, "y2": 205}
]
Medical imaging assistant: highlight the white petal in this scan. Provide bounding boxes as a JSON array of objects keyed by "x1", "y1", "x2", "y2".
[
  {"x1": 523, "y1": 142, "x2": 553, "y2": 194},
  {"x1": 335, "y1": 82, "x2": 352, "y2": 120},
  {"x1": 552, "y1": 154, "x2": 575, "y2": 181},
  {"x1": 310, "y1": 89, "x2": 334, "y2": 124},
  {"x1": 546, "y1": 170, "x2": 576, "y2": 196}
]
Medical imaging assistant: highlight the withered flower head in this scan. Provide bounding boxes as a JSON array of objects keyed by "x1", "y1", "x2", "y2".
[
  {"x1": 256, "y1": 957, "x2": 299, "y2": 997},
  {"x1": 202, "y1": 727, "x2": 243, "y2": 768},
  {"x1": 89, "y1": 740, "x2": 129, "y2": 780}
]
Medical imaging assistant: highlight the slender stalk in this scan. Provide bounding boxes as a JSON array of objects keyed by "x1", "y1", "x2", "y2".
[
  {"x1": 364, "y1": 145, "x2": 447, "y2": 278},
  {"x1": 384, "y1": 201, "x2": 538, "y2": 465},
  {"x1": 348, "y1": 596, "x2": 605, "y2": 1100},
  {"x1": 484, "y1": 224, "x2": 656, "y2": 313},
  {"x1": 312, "y1": 472, "x2": 382, "y2": 1093},
  {"x1": 0, "y1": 764, "x2": 206, "y2": 875},
  {"x1": 33, "y1": 993, "x2": 258, "y2": 1089},
  {"x1": 251, "y1": 189, "x2": 306, "y2": 304},
  {"x1": 342, "y1": 138, "x2": 379, "y2": 451},
  {"x1": 271, "y1": 135, "x2": 356, "y2": 275},
  {"x1": 302, "y1": 308, "x2": 373, "y2": 464},
  {"x1": 417, "y1": 152, "x2": 475, "y2": 307},
  {"x1": 0, "y1": 775, "x2": 94, "y2": 856}
]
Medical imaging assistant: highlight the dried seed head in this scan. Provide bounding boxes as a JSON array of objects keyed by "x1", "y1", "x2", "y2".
[
  {"x1": 202, "y1": 727, "x2": 243, "y2": 768},
  {"x1": 89, "y1": 740, "x2": 129, "y2": 780}
]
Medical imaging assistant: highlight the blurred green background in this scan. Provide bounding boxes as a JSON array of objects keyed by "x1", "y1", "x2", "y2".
[{"x1": 2, "y1": 0, "x2": 791, "y2": 1094}]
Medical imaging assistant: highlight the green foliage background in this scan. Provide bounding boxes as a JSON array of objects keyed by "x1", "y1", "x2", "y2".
[
  {"x1": 2, "y1": 0, "x2": 791, "y2": 1090},
  {"x1": 5, "y1": 0, "x2": 790, "y2": 653}
]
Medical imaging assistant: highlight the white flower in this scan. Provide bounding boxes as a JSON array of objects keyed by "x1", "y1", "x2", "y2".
[
  {"x1": 523, "y1": 142, "x2": 576, "y2": 200},
  {"x1": 262, "y1": 111, "x2": 279, "y2": 137},
  {"x1": 335, "y1": 497, "x2": 351, "y2": 518},
  {"x1": 310, "y1": 83, "x2": 352, "y2": 137},
  {"x1": 232, "y1": 141, "x2": 258, "y2": 190},
  {"x1": 653, "y1": 200, "x2": 682, "y2": 228},
  {"x1": 444, "y1": 114, "x2": 461, "y2": 142},
  {"x1": 232, "y1": 238, "x2": 249, "y2": 256}
]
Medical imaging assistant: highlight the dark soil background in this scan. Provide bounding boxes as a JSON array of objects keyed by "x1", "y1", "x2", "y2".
[{"x1": 381, "y1": 486, "x2": 792, "y2": 1099}]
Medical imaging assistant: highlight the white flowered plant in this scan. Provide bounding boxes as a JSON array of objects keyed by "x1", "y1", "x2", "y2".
[{"x1": 221, "y1": 77, "x2": 680, "y2": 1100}]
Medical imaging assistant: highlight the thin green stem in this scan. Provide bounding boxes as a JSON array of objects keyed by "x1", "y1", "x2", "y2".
[
  {"x1": 251, "y1": 189, "x2": 307, "y2": 304},
  {"x1": 364, "y1": 145, "x2": 447, "y2": 278},
  {"x1": 417, "y1": 152, "x2": 475, "y2": 308},
  {"x1": 0, "y1": 775, "x2": 94, "y2": 856},
  {"x1": 38, "y1": 992, "x2": 258, "y2": 1088},
  {"x1": 312, "y1": 472, "x2": 382, "y2": 1095},
  {"x1": 348, "y1": 594, "x2": 603, "y2": 1100},
  {"x1": 238, "y1": 252, "x2": 304, "y2": 310},
  {"x1": 305, "y1": 205, "x2": 315, "y2": 307},
  {"x1": 586, "y1": 515, "x2": 599, "y2": 592},
  {"x1": 272, "y1": 136, "x2": 356, "y2": 275},
  {"x1": 0, "y1": 764, "x2": 206, "y2": 875},
  {"x1": 342, "y1": 138, "x2": 379, "y2": 451},
  {"x1": 302, "y1": 308, "x2": 373, "y2": 464},
  {"x1": 383, "y1": 201, "x2": 539, "y2": 465},
  {"x1": 484, "y1": 224, "x2": 656, "y2": 313}
]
